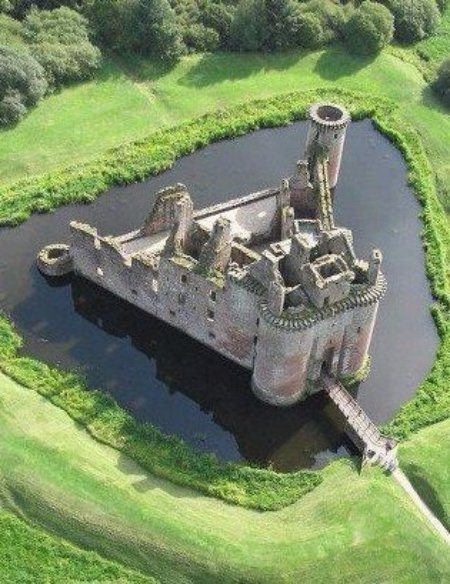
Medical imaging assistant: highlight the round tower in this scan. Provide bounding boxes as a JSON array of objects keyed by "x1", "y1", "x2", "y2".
[{"x1": 305, "y1": 103, "x2": 351, "y2": 189}]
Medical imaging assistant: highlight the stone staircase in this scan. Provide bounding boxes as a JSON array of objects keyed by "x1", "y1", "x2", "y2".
[{"x1": 322, "y1": 375, "x2": 398, "y2": 472}]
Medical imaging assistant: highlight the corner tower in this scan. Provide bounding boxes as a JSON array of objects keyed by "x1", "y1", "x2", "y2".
[{"x1": 304, "y1": 103, "x2": 350, "y2": 189}]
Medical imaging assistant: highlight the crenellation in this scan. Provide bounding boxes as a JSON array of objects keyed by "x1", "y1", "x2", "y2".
[{"x1": 38, "y1": 102, "x2": 385, "y2": 408}]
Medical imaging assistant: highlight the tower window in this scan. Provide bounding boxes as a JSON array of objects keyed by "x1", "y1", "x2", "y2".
[
  {"x1": 181, "y1": 274, "x2": 187, "y2": 284},
  {"x1": 178, "y1": 293, "x2": 186, "y2": 305},
  {"x1": 207, "y1": 309, "x2": 215, "y2": 321},
  {"x1": 209, "y1": 290, "x2": 217, "y2": 302}
]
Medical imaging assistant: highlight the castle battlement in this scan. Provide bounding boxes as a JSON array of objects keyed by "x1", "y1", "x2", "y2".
[{"x1": 38, "y1": 103, "x2": 386, "y2": 407}]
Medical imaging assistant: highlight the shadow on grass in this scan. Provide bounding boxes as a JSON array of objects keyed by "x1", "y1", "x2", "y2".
[
  {"x1": 116, "y1": 450, "x2": 204, "y2": 500},
  {"x1": 403, "y1": 463, "x2": 449, "y2": 531},
  {"x1": 314, "y1": 48, "x2": 376, "y2": 81},
  {"x1": 179, "y1": 51, "x2": 307, "y2": 88}
]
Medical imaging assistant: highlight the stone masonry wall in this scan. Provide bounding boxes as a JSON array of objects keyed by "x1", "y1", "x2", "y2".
[{"x1": 252, "y1": 301, "x2": 379, "y2": 406}]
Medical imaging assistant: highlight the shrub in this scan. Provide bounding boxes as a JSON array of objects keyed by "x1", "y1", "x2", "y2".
[
  {"x1": 382, "y1": 0, "x2": 440, "y2": 43},
  {"x1": 183, "y1": 23, "x2": 220, "y2": 52},
  {"x1": 0, "y1": 44, "x2": 47, "y2": 125},
  {"x1": 344, "y1": 1, "x2": 394, "y2": 56},
  {"x1": 0, "y1": 12, "x2": 25, "y2": 46},
  {"x1": 292, "y1": 11, "x2": 325, "y2": 49},
  {"x1": 431, "y1": 56, "x2": 450, "y2": 107},
  {"x1": 299, "y1": 0, "x2": 347, "y2": 44},
  {"x1": 22, "y1": 7, "x2": 101, "y2": 86}
]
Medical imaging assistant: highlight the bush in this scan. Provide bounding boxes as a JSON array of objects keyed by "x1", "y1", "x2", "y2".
[
  {"x1": 299, "y1": 0, "x2": 347, "y2": 44},
  {"x1": 0, "y1": 44, "x2": 47, "y2": 125},
  {"x1": 344, "y1": 1, "x2": 394, "y2": 56},
  {"x1": 292, "y1": 11, "x2": 325, "y2": 49},
  {"x1": 431, "y1": 56, "x2": 450, "y2": 107},
  {"x1": 382, "y1": 0, "x2": 440, "y2": 43},
  {"x1": 23, "y1": 7, "x2": 101, "y2": 86},
  {"x1": 183, "y1": 23, "x2": 220, "y2": 52}
]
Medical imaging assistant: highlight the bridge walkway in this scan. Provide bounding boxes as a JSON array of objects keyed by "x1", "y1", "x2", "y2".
[{"x1": 322, "y1": 375, "x2": 398, "y2": 472}]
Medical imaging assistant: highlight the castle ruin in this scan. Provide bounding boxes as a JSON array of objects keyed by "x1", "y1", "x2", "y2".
[{"x1": 38, "y1": 103, "x2": 386, "y2": 409}]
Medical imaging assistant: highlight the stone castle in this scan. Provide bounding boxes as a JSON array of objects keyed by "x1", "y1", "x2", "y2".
[{"x1": 38, "y1": 103, "x2": 386, "y2": 408}]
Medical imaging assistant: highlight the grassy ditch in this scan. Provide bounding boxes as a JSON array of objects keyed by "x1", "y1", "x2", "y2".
[{"x1": 0, "y1": 87, "x2": 448, "y2": 507}]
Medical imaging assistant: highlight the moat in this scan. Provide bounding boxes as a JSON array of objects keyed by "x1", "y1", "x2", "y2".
[{"x1": 0, "y1": 120, "x2": 438, "y2": 470}]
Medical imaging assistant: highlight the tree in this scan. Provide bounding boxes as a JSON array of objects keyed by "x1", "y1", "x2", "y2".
[
  {"x1": 7, "y1": 0, "x2": 80, "y2": 18},
  {"x1": 263, "y1": 0, "x2": 299, "y2": 51},
  {"x1": 0, "y1": 44, "x2": 47, "y2": 125},
  {"x1": 229, "y1": 0, "x2": 265, "y2": 51},
  {"x1": 201, "y1": 1, "x2": 235, "y2": 49},
  {"x1": 123, "y1": 0, "x2": 184, "y2": 61},
  {"x1": 291, "y1": 11, "x2": 325, "y2": 49},
  {"x1": 85, "y1": 0, "x2": 183, "y2": 61},
  {"x1": 382, "y1": 0, "x2": 440, "y2": 43},
  {"x1": 23, "y1": 7, "x2": 101, "y2": 85},
  {"x1": 82, "y1": 0, "x2": 127, "y2": 51},
  {"x1": 432, "y1": 56, "x2": 450, "y2": 107},
  {"x1": 344, "y1": 1, "x2": 394, "y2": 56}
]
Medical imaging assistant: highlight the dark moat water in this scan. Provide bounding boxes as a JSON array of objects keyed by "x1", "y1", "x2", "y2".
[{"x1": 0, "y1": 121, "x2": 438, "y2": 470}]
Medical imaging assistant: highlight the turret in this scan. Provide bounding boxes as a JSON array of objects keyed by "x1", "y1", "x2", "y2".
[{"x1": 304, "y1": 103, "x2": 351, "y2": 189}]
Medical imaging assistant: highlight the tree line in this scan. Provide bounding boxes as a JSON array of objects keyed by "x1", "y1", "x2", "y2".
[{"x1": 0, "y1": 0, "x2": 449, "y2": 126}]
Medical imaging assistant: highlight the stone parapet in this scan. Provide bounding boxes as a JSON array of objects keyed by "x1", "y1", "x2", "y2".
[{"x1": 257, "y1": 274, "x2": 387, "y2": 332}]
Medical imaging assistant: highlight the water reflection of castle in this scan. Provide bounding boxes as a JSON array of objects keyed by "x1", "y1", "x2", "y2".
[{"x1": 71, "y1": 276, "x2": 356, "y2": 470}]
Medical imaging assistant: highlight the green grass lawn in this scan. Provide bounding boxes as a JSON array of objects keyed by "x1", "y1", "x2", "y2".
[
  {"x1": 0, "y1": 507, "x2": 155, "y2": 584},
  {"x1": 399, "y1": 419, "x2": 450, "y2": 531},
  {"x1": 0, "y1": 372, "x2": 449, "y2": 584},
  {"x1": 2, "y1": 46, "x2": 450, "y2": 210}
]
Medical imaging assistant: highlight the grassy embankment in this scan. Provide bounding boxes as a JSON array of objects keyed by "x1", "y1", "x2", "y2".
[
  {"x1": 0, "y1": 46, "x2": 449, "y2": 208},
  {"x1": 399, "y1": 418, "x2": 450, "y2": 532},
  {"x1": 0, "y1": 371, "x2": 449, "y2": 583},
  {"x1": 0, "y1": 508, "x2": 155, "y2": 584}
]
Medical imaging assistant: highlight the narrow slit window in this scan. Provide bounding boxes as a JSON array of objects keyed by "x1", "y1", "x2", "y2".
[{"x1": 207, "y1": 309, "x2": 215, "y2": 321}]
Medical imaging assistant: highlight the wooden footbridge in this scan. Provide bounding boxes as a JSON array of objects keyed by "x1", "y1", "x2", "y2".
[{"x1": 322, "y1": 375, "x2": 398, "y2": 472}]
